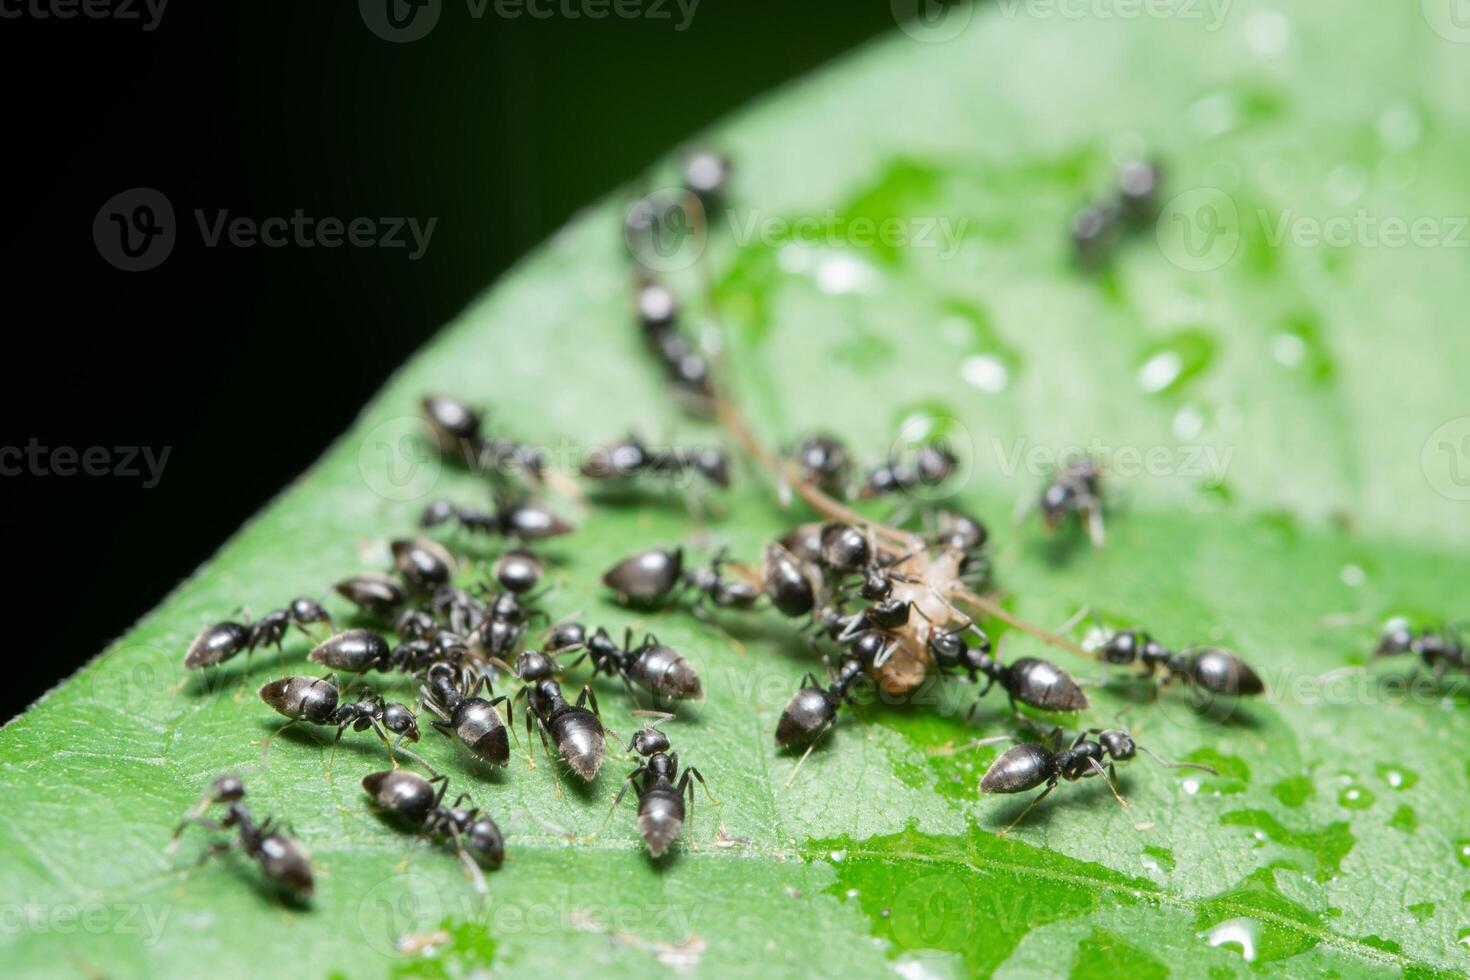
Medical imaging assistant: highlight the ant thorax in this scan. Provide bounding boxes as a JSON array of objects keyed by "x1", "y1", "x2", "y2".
[{"x1": 870, "y1": 545, "x2": 968, "y2": 696}]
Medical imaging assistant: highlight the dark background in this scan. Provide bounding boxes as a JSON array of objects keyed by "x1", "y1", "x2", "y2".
[{"x1": 0, "y1": 1, "x2": 898, "y2": 722}]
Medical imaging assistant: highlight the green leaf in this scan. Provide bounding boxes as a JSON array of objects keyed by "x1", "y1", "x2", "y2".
[{"x1": 5, "y1": 2, "x2": 1470, "y2": 976}]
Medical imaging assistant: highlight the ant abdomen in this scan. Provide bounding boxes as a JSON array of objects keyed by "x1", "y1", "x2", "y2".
[
  {"x1": 259, "y1": 676, "x2": 337, "y2": 725},
  {"x1": 1003, "y1": 658, "x2": 1089, "y2": 712},
  {"x1": 631, "y1": 641, "x2": 704, "y2": 700},
  {"x1": 775, "y1": 686, "x2": 837, "y2": 748},
  {"x1": 1186, "y1": 647, "x2": 1264, "y2": 696},
  {"x1": 979, "y1": 743, "x2": 1056, "y2": 794},
  {"x1": 308, "y1": 629, "x2": 392, "y2": 673}
]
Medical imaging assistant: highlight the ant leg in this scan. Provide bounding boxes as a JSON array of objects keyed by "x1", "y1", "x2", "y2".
[
  {"x1": 1085, "y1": 757, "x2": 1130, "y2": 808},
  {"x1": 488, "y1": 695, "x2": 517, "y2": 741},
  {"x1": 930, "y1": 734, "x2": 1013, "y2": 757},
  {"x1": 232, "y1": 650, "x2": 255, "y2": 701},
  {"x1": 590, "y1": 768, "x2": 643, "y2": 841},
  {"x1": 575, "y1": 684, "x2": 602, "y2": 719},
  {"x1": 682, "y1": 766, "x2": 719, "y2": 806},
  {"x1": 165, "y1": 813, "x2": 228, "y2": 856},
  {"x1": 1054, "y1": 605, "x2": 1093, "y2": 636},
  {"x1": 1081, "y1": 500, "x2": 1106, "y2": 548},
  {"x1": 521, "y1": 711, "x2": 539, "y2": 770},
  {"x1": 260, "y1": 719, "x2": 298, "y2": 767},
  {"x1": 997, "y1": 781, "x2": 1057, "y2": 837},
  {"x1": 531, "y1": 720, "x2": 564, "y2": 798},
  {"x1": 783, "y1": 721, "x2": 833, "y2": 789},
  {"x1": 326, "y1": 724, "x2": 348, "y2": 781},
  {"x1": 446, "y1": 825, "x2": 488, "y2": 899}
]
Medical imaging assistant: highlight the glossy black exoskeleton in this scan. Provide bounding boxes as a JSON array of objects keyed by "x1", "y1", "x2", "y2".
[
  {"x1": 333, "y1": 574, "x2": 409, "y2": 619},
  {"x1": 927, "y1": 625, "x2": 1089, "y2": 713},
  {"x1": 548, "y1": 626, "x2": 704, "y2": 701},
  {"x1": 581, "y1": 433, "x2": 730, "y2": 489},
  {"x1": 786, "y1": 433, "x2": 850, "y2": 495},
  {"x1": 1374, "y1": 620, "x2": 1469, "y2": 676},
  {"x1": 419, "y1": 663, "x2": 513, "y2": 768},
  {"x1": 420, "y1": 498, "x2": 573, "y2": 541},
  {"x1": 856, "y1": 443, "x2": 958, "y2": 499},
  {"x1": 168, "y1": 775, "x2": 313, "y2": 898},
  {"x1": 603, "y1": 718, "x2": 717, "y2": 857},
  {"x1": 979, "y1": 726, "x2": 1213, "y2": 835},
  {"x1": 362, "y1": 769, "x2": 504, "y2": 895},
  {"x1": 183, "y1": 598, "x2": 333, "y2": 670},
  {"x1": 1040, "y1": 458, "x2": 1105, "y2": 546},
  {"x1": 259, "y1": 674, "x2": 420, "y2": 763},
  {"x1": 602, "y1": 547, "x2": 759, "y2": 611},
  {"x1": 391, "y1": 537, "x2": 459, "y2": 592},
  {"x1": 1091, "y1": 625, "x2": 1265, "y2": 697},
  {"x1": 520, "y1": 677, "x2": 606, "y2": 780}
]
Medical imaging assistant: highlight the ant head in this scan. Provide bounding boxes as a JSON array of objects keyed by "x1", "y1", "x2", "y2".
[
  {"x1": 516, "y1": 650, "x2": 558, "y2": 682},
  {"x1": 632, "y1": 728, "x2": 671, "y2": 756},
  {"x1": 1099, "y1": 629, "x2": 1143, "y2": 664},
  {"x1": 424, "y1": 662, "x2": 460, "y2": 697},
  {"x1": 545, "y1": 621, "x2": 586, "y2": 652},
  {"x1": 915, "y1": 442, "x2": 957, "y2": 484},
  {"x1": 1040, "y1": 482, "x2": 1076, "y2": 525},
  {"x1": 383, "y1": 703, "x2": 420, "y2": 742},
  {"x1": 289, "y1": 597, "x2": 331, "y2": 625},
  {"x1": 419, "y1": 499, "x2": 457, "y2": 528},
  {"x1": 1098, "y1": 730, "x2": 1135, "y2": 760},
  {"x1": 207, "y1": 774, "x2": 246, "y2": 804}
]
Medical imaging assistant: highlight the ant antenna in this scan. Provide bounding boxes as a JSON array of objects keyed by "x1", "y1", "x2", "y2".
[{"x1": 1135, "y1": 743, "x2": 1217, "y2": 775}]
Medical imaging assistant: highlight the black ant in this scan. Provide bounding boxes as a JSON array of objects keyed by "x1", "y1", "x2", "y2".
[
  {"x1": 1039, "y1": 458, "x2": 1105, "y2": 546},
  {"x1": 421, "y1": 393, "x2": 547, "y2": 486},
  {"x1": 599, "y1": 714, "x2": 718, "y2": 856},
  {"x1": 633, "y1": 278, "x2": 714, "y2": 406},
  {"x1": 762, "y1": 542, "x2": 821, "y2": 618},
  {"x1": 602, "y1": 547, "x2": 760, "y2": 611},
  {"x1": 581, "y1": 433, "x2": 730, "y2": 489},
  {"x1": 419, "y1": 662, "x2": 514, "y2": 768},
  {"x1": 392, "y1": 537, "x2": 459, "y2": 593},
  {"x1": 926, "y1": 623, "x2": 1090, "y2": 713},
  {"x1": 782, "y1": 433, "x2": 850, "y2": 499},
  {"x1": 975, "y1": 725, "x2": 1212, "y2": 836},
  {"x1": 303, "y1": 626, "x2": 464, "y2": 677},
  {"x1": 924, "y1": 507, "x2": 990, "y2": 584},
  {"x1": 333, "y1": 574, "x2": 409, "y2": 619},
  {"x1": 167, "y1": 775, "x2": 313, "y2": 898},
  {"x1": 183, "y1": 598, "x2": 333, "y2": 671},
  {"x1": 1374, "y1": 620, "x2": 1469, "y2": 677},
  {"x1": 257, "y1": 674, "x2": 420, "y2": 767},
  {"x1": 420, "y1": 497, "x2": 573, "y2": 542},
  {"x1": 855, "y1": 442, "x2": 958, "y2": 499},
  {"x1": 681, "y1": 146, "x2": 731, "y2": 209},
  {"x1": 492, "y1": 549, "x2": 544, "y2": 595},
  {"x1": 1071, "y1": 158, "x2": 1162, "y2": 268},
  {"x1": 774, "y1": 658, "x2": 868, "y2": 785},
  {"x1": 1074, "y1": 615, "x2": 1265, "y2": 697},
  {"x1": 546, "y1": 624, "x2": 704, "y2": 701},
  {"x1": 362, "y1": 767, "x2": 504, "y2": 897},
  {"x1": 518, "y1": 676, "x2": 607, "y2": 781}
]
